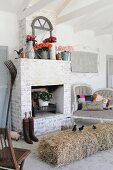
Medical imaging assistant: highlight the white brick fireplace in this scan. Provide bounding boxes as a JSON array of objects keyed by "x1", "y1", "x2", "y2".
[{"x1": 12, "y1": 59, "x2": 71, "y2": 135}]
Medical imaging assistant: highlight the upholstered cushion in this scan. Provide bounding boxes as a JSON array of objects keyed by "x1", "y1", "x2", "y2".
[
  {"x1": 93, "y1": 93, "x2": 111, "y2": 109},
  {"x1": 72, "y1": 84, "x2": 93, "y2": 111},
  {"x1": 78, "y1": 103, "x2": 82, "y2": 110},
  {"x1": 94, "y1": 89, "x2": 113, "y2": 105},
  {"x1": 77, "y1": 95, "x2": 93, "y2": 110},
  {"x1": 77, "y1": 95, "x2": 85, "y2": 110},
  {"x1": 85, "y1": 95, "x2": 93, "y2": 103},
  {"x1": 93, "y1": 94, "x2": 103, "y2": 102},
  {"x1": 82, "y1": 102, "x2": 103, "y2": 111},
  {"x1": 77, "y1": 95, "x2": 85, "y2": 103}
]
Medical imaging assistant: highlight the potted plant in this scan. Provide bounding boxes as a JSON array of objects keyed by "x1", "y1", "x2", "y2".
[
  {"x1": 43, "y1": 36, "x2": 57, "y2": 60},
  {"x1": 43, "y1": 36, "x2": 57, "y2": 43},
  {"x1": 26, "y1": 34, "x2": 36, "y2": 59},
  {"x1": 37, "y1": 91, "x2": 52, "y2": 107},
  {"x1": 26, "y1": 34, "x2": 36, "y2": 43},
  {"x1": 57, "y1": 45, "x2": 74, "y2": 61},
  {"x1": 34, "y1": 42, "x2": 52, "y2": 59}
]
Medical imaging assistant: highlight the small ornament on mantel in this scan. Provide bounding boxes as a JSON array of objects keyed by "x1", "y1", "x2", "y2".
[
  {"x1": 56, "y1": 52, "x2": 62, "y2": 60},
  {"x1": 43, "y1": 36, "x2": 57, "y2": 60},
  {"x1": 14, "y1": 48, "x2": 27, "y2": 59},
  {"x1": 57, "y1": 45, "x2": 74, "y2": 61}
]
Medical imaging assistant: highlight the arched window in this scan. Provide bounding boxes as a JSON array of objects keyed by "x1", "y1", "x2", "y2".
[{"x1": 31, "y1": 16, "x2": 53, "y2": 43}]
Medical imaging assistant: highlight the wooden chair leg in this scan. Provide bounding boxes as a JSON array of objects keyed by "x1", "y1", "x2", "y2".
[{"x1": 20, "y1": 160, "x2": 25, "y2": 170}]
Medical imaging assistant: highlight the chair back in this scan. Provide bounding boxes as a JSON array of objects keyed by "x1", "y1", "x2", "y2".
[
  {"x1": 72, "y1": 83, "x2": 93, "y2": 112},
  {"x1": 0, "y1": 128, "x2": 19, "y2": 170},
  {"x1": 94, "y1": 88, "x2": 113, "y2": 105}
]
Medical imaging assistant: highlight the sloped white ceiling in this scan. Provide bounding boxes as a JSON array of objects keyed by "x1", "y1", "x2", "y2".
[{"x1": 1, "y1": 0, "x2": 113, "y2": 35}]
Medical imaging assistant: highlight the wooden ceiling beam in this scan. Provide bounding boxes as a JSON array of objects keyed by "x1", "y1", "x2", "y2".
[
  {"x1": 57, "y1": 0, "x2": 113, "y2": 24},
  {"x1": 73, "y1": 6, "x2": 113, "y2": 33},
  {"x1": 74, "y1": 18, "x2": 113, "y2": 33},
  {"x1": 95, "y1": 23, "x2": 113, "y2": 36},
  {"x1": 18, "y1": 0, "x2": 53, "y2": 20},
  {"x1": 56, "y1": 0, "x2": 71, "y2": 16}
]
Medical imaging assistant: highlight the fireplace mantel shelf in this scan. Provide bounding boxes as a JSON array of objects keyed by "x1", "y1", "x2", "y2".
[
  {"x1": 14, "y1": 58, "x2": 71, "y2": 86},
  {"x1": 16, "y1": 58, "x2": 71, "y2": 63}
]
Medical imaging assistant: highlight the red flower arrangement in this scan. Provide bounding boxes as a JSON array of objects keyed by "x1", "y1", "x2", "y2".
[
  {"x1": 34, "y1": 42, "x2": 52, "y2": 51},
  {"x1": 43, "y1": 36, "x2": 57, "y2": 43},
  {"x1": 26, "y1": 34, "x2": 36, "y2": 42}
]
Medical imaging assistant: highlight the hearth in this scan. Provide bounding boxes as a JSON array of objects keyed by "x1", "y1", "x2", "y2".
[{"x1": 31, "y1": 85, "x2": 64, "y2": 117}]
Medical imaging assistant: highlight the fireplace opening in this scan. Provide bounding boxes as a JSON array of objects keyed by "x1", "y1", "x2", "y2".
[{"x1": 31, "y1": 84, "x2": 64, "y2": 117}]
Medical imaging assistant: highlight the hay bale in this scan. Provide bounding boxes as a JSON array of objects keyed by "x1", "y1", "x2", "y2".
[
  {"x1": 38, "y1": 129, "x2": 98, "y2": 166},
  {"x1": 38, "y1": 123, "x2": 113, "y2": 166},
  {"x1": 80, "y1": 130, "x2": 98, "y2": 158},
  {"x1": 85, "y1": 123, "x2": 113, "y2": 151}
]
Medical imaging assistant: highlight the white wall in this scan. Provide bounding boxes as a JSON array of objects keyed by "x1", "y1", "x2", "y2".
[
  {"x1": 0, "y1": 11, "x2": 19, "y2": 59},
  {"x1": 56, "y1": 24, "x2": 113, "y2": 90}
]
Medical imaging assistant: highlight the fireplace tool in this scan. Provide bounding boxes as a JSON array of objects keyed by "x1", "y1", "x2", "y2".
[{"x1": 4, "y1": 60, "x2": 17, "y2": 128}]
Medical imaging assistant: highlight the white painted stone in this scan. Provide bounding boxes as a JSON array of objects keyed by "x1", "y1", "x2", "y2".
[{"x1": 12, "y1": 59, "x2": 71, "y2": 134}]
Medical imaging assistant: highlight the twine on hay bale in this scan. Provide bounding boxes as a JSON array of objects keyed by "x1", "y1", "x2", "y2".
[{"x1": 38, "y1": 123, "x2": 113, "y2": 166}]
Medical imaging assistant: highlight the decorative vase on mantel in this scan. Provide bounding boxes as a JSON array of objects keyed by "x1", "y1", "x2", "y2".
[
  {"x1": 36, "y1": 49, "x2": 49, "y2": 59},
  {"x1": 62, "y1": 51, "x2": 70, "y2": 61},
  {"x1": 50, "y1": 43, "x2": 56, "y2": 60},
  {"x1": 41, "y1": 50, "x2": 50, "y2": 59},
  {"x1": 26, "y1": 41, "x2": 35, "y2": 59}
]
